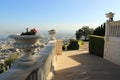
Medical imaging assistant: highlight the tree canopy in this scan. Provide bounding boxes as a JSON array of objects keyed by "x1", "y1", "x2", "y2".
[
  {"x1": 93, "y1": 23, "x2": 105, "y2": 36},
  {"x1": 75, "y1": 26, "x2": 93, "y2": 40}
]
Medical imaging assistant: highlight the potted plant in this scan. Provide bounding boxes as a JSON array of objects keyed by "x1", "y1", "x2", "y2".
[{"x1": 9, "y1": 28, "x2": 41, "y2": 62}]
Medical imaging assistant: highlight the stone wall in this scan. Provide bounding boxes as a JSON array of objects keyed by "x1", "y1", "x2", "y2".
[
  {"x1": 0, "y1": 41, "x2": 57, "y2": 80},
  {"x1": 104, "y1": 21, "x2": 120, "y2": 65},
  {"x1": 104, "y1": 37, "x2": 120, "y2": 65}
]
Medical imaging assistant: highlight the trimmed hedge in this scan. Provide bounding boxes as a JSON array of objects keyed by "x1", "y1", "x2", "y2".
[{"x1": 89, "y1": 35, "x2": 104, "y2": 57}]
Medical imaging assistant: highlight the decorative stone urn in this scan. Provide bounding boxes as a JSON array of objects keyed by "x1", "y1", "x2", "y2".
[
  {"x1": 48, "y1": 29, "x2": 56, "y2": 40},
  {"x1": 105, "y1": 12, "x2": 114, "y2": 21},
  {"x1": 9, "y1": 35, "x2": 41, "y2": 62},
  {"x1": 63, "y1": 39, "x2": 70, "y2": 51}
]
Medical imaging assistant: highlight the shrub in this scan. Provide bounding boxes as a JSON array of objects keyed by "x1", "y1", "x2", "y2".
[
  {"x1": 89, "y1": 35, "x2": 104, "y2": 57},
  {"x1": 78, "y1": 40, "x2": 84, "y2": 45},
  {"x1": 0, "y1": 63, "x2": 4, "y2": 73},
  {"x1": 4, "y1": 53, "x2": 18, "y2": 67},
  {"x1": 67, "y1": 39, "x2": 79, "y2": 50},
  {"x1": 4, "y1": 58, "x2": 14, "y2": 67},
  {"x1": 62, "y1": 39, "x2": 80, "y2": 50}
]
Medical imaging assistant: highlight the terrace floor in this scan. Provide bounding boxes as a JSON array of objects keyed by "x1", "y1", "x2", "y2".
[{"x1": 54, "y1": 42, "x2": 120, "y2": 80}]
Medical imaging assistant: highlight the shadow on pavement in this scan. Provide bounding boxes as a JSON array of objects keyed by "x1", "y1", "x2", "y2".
[{"x1": 54, "y1": 52, "x2": 120, "y2": 80}]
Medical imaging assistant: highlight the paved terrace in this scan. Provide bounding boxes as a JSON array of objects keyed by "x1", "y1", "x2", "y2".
[{"x1": 54, "y1": 42, "x2": 120, "y2": 80}]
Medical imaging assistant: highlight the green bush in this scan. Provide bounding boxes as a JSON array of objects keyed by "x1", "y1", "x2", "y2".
[
  {"x1": 67, "y1": 39, "x2": 79, "y2": 50},
  {"x1": 4, "y1": 53, "x2": 18, "y2": 67},
  {"x1": 0, "y1": 63, "x2": 4, "y2": 73},
  {"x1": 62, "y1": 39, "x2": 80, "y2": 50},
  {"x1": 89, "y1": 35, "x2": 104, "y2": 57},
  {"x1": 4, "y1": 58, "x2": 14, "y2": 67},
  {"x1": 78, "y1": 40, "x2": 84, "y2": 45}
]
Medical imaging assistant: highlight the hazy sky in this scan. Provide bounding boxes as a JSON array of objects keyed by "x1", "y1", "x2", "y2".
[{"x1": 0, "y1": 0, "x2": 120, "y2": 34}]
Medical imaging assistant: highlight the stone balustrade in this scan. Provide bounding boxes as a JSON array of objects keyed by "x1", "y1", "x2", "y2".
[
  {"x1": 104, "y1": 19, "x2": 120, "y2": 65},
  {"x1": 0, "y1": 40, "x2": 59, "y2": 80},
  {"x1": 106, "y1": 21, "x2": 120, "y2": 37}
]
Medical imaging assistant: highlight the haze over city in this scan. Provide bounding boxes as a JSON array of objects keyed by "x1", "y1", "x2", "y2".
[{"x1": 0, "y1": 0, "x2": 120, "y2": 34}]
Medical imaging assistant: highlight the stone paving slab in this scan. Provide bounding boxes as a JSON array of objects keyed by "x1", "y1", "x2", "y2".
[{"x1": 54, "y1": 48, "x2": 120, "y2": 80}]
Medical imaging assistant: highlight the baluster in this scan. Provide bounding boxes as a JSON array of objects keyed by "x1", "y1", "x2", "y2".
[
  {"x1": 113, "y1": 25, "x2": 115, "y2": 36},
  {"x1": 26, "y1": 71, "x2": 34, "y2": 80},
  {"x1": 111, "y1": 25, "x2": 113, "y2": 36},
  {"x1": 118, "y1": 24, "x2": 120, "y2": 37},
  {"x1": 116, "y1": 23, "x2": 119, "y2": 37},
  {"x1": 109, "y1": 25, "x2": 112, "y2": 36}
]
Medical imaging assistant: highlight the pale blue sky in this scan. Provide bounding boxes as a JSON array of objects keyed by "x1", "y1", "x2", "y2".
[{"x1": 0, "y1": 0, "x2": 120, "y2": 34}]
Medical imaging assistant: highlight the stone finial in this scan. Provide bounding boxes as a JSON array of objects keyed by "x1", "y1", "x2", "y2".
[
  {"x1": 48, "y1": 29, "x2": 56, "y2": 40},
  {"x1": 105, "y1": 12, "x2": 115, "y2": 22}
]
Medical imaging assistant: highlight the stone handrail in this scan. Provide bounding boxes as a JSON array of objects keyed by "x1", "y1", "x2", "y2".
[
  {"x1": 106, "y1": 20, "x2": 120, "y2": 37},
  {"x1": 0, "y1": 41, "x2": 57, "y2": 80}
]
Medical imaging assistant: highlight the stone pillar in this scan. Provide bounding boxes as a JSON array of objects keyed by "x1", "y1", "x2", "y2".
[
  {"x1": 56, "y1": 40, "x2": 62, "y2": 55},
  {"x1": 104, "y1": 12, "x2": 111, "y2": 59}
]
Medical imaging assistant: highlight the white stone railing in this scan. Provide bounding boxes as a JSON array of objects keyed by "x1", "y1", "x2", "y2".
[
  {"x1": 104, "y1": 20, "x2": 120, "y2": 65},
  {"x1": 0, "y1": 41, "x2": 58, "y2": 80},
  {"x1": 106, "y1": 20, "x2": 120, "y2": 37}
]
